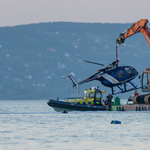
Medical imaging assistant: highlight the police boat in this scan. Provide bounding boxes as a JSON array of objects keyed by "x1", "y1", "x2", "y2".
[{"x1": 47, "y1": 87, "x2": 107, "y2": 112}]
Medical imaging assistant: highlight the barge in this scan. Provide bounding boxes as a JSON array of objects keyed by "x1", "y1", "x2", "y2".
[{"x1": 111, "y1": 96, "x2": 150, "y2": 111}]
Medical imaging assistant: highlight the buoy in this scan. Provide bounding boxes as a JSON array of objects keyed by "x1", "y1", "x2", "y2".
[{"x1": 111, "y1": 120, "x2": 121, "y2": 124}]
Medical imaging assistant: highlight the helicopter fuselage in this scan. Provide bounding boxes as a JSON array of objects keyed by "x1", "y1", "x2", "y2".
[
  {"x1": 96, "y1": 66, "x2": 138, "y2": 87},
  {"x1": 65, "y1": 62, "x2": 139, "y2": 95}
]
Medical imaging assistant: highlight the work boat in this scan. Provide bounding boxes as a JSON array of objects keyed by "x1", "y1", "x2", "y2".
[{"x1": 47, "y1": 87, "x2": 107, "y2": 112}]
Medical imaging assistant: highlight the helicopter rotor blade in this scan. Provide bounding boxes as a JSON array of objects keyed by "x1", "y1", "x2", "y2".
[{"x1": 84, "y1": 60, "x2": 107, "y2": 67}]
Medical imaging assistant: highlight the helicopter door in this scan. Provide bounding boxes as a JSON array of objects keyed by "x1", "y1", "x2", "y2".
[{"x1": 142, "y1": 73, "x2": 150, "y2": 92}]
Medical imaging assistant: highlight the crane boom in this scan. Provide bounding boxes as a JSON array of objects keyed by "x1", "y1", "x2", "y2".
[{"x1": 116, "y1": 19, "x2": 150, "y2": 46}]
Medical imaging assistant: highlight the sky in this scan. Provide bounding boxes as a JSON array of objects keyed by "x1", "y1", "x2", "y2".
[{"x1": 0, "y1": 0, "x2": 150, "y2": 27}]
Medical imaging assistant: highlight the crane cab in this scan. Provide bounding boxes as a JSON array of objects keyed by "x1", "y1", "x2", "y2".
[{"x1": 141, "y1": 68, "x2": 150, "y2": 92}]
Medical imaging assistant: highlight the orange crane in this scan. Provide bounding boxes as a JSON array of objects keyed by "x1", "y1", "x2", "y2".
[
  {"x1": 116, "y1": 19, "x2": 150, "y2": 104},
  {"x1": 116, "y1": 19, "x2": 150, "y2": 46}
]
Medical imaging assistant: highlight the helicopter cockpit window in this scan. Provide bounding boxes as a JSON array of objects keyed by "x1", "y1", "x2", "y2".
[
  {"x1": 118, "y1": 70, "x2": 125, "y2": 78},
  {"x1": 125, "y1": 68, "x2": 133, "y2": 76}
]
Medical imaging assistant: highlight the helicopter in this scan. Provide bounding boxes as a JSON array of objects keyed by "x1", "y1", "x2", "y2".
[{"x1": 63, "y1": 44, "x2": 139, "y2": 95}]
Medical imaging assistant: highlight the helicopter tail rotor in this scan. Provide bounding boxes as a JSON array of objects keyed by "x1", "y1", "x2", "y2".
[{"x1": 63, "y1": 74, "x2": 79, "y2": 92}]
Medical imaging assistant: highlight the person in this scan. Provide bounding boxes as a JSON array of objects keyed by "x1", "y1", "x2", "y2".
[
  {"x1": 107, "y1": 94, "x2": 113, "y2": 111},
  {"x1": 103, "y1": 94, "x2": 113, "y2": 111},
  {"x1": 134, "y1": 89, "x2": 139, "y2": 96}
]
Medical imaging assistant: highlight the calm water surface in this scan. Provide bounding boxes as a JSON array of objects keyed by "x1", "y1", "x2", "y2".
[{"x1": 0, "y1": 100, "x2": 150, "y2": 150}]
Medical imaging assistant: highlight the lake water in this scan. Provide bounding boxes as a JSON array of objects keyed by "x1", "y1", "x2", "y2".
[{"x1": 0, "y1": 100, "x2": 150, "y2": 150}]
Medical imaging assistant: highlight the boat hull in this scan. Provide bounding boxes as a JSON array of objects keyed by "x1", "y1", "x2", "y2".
[{"x1": 47, "y1": 99, "x2": 106, "y2": 112}]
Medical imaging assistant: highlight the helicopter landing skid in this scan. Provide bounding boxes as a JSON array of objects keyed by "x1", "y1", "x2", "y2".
[{"x1": 111, "y1": 82, "x2": 141, "y2": 95}]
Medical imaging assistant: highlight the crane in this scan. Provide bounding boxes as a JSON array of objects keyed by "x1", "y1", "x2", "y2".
[
  {"x1": 116, "y1": 19, "x2": 150, "y2": 104},
  {"x1": 116, "y1": 19, "x2": 150, "y2": 46}
]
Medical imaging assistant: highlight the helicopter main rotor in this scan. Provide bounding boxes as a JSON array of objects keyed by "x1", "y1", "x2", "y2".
[{"x1": 83, "y1": 60, "x2": 107, "y2": 67}]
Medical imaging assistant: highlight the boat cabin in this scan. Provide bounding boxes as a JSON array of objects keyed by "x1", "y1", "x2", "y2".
[
  {"x1": 64, "y1": 87, "x2": 105, "y2": 105},
  {"x1": 84, "y1": 87, "x2": 105, "y2": 105}
]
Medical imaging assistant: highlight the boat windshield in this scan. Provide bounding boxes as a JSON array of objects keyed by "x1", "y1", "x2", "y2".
[
  {"x1": 96, "y1": 92, "x2": 101, "y2": 100},
  {"x1": 85, "y1": 92, "x2": 95, "y2": 98}
]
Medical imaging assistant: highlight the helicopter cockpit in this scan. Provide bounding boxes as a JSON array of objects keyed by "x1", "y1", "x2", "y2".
[
  {"x1": 115, "y1": 67, "x2": 136, "y2": 79},
  {"x1": 125, "y1": 67, "x2": 134, "y2": 76},
  {"x1": 118, "y1": 70, "x2": 125, "y2": 78}
]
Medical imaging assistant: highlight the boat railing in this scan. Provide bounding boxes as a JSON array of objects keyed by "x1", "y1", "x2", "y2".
[{"x1": 64, "y1": 97, "x2": 84, "y2": 100}]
